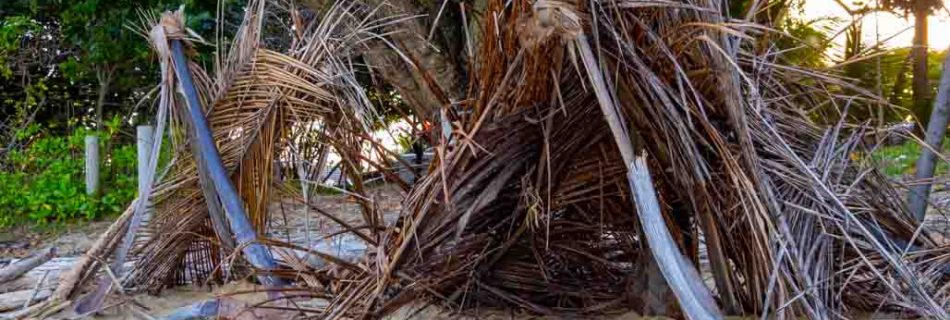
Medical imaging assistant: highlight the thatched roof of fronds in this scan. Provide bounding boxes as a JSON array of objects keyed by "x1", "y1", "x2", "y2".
[{"x1": 31, "y1": 0, "x2": 950, "y2": 318}]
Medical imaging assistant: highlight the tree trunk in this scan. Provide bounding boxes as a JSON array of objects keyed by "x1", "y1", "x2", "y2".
[
  {"x1": 908, "y1": 47, "x2": 950, "y2": 221},
  {"x1": 888, "y1": 52, "x2": 912, "y2": 106},
  {"x1": 94, "y1": 67, "x2": 114, "y2": 132},
  {"x1": 0, "y1": 288, "x2": 53, "y2": 311},
  {"x1": 0, "y1": 248, "x2": 55, "y2": 284},
  {"x1": 912, "y1": 6, "x2": 930, "y2": 134},
  {"x1": 304, "y1": 0, "x2": 464, "y2": 121}
]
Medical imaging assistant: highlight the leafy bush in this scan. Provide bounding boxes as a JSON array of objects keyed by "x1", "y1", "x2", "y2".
[
  {"x1": 0, "y1": 16, "x2": 40, "y2": 78},
  {"x1": 0, "y1": 120, "x2": 137, "y2": 227},
  {"x1": 866, "y1": 139, "x2": 950, "y2": 177}
]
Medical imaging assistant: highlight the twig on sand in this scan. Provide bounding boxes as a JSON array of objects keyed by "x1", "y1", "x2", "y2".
[
  {"x1": 0, "y1": 247, "x2": 55, "y2": 284},
  {"x1": 22, "y1": 270, "x2": 49, "y2": 309}
]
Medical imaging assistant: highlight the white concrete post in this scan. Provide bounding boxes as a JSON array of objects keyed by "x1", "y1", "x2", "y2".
[
  {"x1": 84, "y1": 135, "x2": 99, "y2": 195},
  {"x1": 136, "y1": 126, "x2": 155, "y2": 192},
  {"x1": 137, "y1": 125, "x2": 155, "y2": 219}
]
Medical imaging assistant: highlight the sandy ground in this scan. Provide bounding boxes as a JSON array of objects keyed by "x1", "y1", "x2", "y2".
[
  {"x1": 266, "y1": 183, "x2": 405, "y2": 245},
  {"x1": 1, "y1": 182, "x2": 949, "y2": 319},
  {"x1": 0, "y1": 184, "x2": 407, "y2": 319},
  {"x1": 0, "y1": 220, "x2": 113, "y2": 260}
]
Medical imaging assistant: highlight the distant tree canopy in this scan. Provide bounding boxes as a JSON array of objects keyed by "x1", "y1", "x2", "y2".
[
  {"x1": 0, "y1": 0, "x2": 226, "y2": 144},
  {"x1": 0, "y1": 0, "x2": 238, "y2": 225},
  {"x1": 0, "y1": 0, "x2": 945, "y2": 142},
  {"x1": 836, "y1": 47, "x2": 947, "y2": 123},
  {"x1": 752, "y1": 0, "x2": 947, "y2": 125},
  {"x1": 880, "y1": 0, "x2": 943, "y2": 14},
  {"x1": 880, "y1": 0, "x2": 944, "y2": 131}
]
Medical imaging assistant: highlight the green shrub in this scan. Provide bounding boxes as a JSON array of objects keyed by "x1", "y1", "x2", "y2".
[
  {"x1": 0, "y1": 120, "x2": 137, "y2": 227},
  {"x1": 866, "y1": 139, "x2": 950, "y2": 177}
]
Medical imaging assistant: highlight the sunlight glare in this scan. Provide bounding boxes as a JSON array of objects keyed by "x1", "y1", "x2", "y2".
[{"x1": 802, "y1": 0, "x2": 950, "y2": 50}]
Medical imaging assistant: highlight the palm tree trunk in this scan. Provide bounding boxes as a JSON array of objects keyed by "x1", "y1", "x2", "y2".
[{"x1": 912, "y1": 5, "x2": 930, "y2": 134}]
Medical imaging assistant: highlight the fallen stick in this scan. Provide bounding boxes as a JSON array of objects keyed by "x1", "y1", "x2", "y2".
[
  {"x1": 51, "y1": 204, "x2": 133, "y2": 301},
  {"x1": 0, "y1": 257, "x2": 73, "y2": 294},
  {"x1": 160, "y1": 297, "x2": 300, "y2": 320},
  {"x1": 0, "y1": 248, "x2": 55, "y2": 284},
  {"x1": 161, "y1": 299, "x2": 218, "y2": 320},
  {"x1": 22, "y1": 270, "x2": 49, "y2": 309},
  {"x1": 0, "y1": 288, "x2": 53, "y2": 312},
  {"x1": 0, "y1": 299, "x2": 49, "y2": 320}
]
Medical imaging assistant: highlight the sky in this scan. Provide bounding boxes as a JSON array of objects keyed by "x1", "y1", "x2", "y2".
[{"x1": 801, "y1": 0, "x2": 950, "y2": 50}]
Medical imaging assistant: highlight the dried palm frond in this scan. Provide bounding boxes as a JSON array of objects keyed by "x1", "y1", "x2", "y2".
[
  {"x1": 38, "y1": 1, "x2": 408, "y2": 312},
  {"x1": 36, "y1": 0, "x2": 950, "y2": 318},
  {"x1": 319, "y1": 0, "x2": 950, "y2": 318},
  {"x1": 126, "y1": 0, "x2": 405, "y2": 290}
]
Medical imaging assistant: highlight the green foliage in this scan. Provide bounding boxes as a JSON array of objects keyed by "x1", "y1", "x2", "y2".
[
  {"x1": 880, "y1": 0, "x2": 942, "y2": 15},
  {"x1": 0, "y1": 119, "x2": 136, "y2": 227},
  {"x1": 0, "y1": 0, "x2": 229, "y2": 137},
  {"x1": 0, "y1": 16, "x2": 38, "y2": 53},
  {"x1": 774, "y1": 17, "x2": 834, "y2": 68},
  {"x1": 0, "y1": 16, "x2": 39, "y2": 78},
  {"x1": 0, "y1": 1, "x2": 237, "y2": 228},
  {"x1": 866, "y1": 139, "x2": 950, "y2": 177},
  {"x1": 833, "y1": 48, "x2": 947, "y2": 123},
  {"x1": 395, "y1": 132, "x2": 414, "y2": 155},
  {"x1": 56, "y1": 0, "x2": 153, "y2": 77}
]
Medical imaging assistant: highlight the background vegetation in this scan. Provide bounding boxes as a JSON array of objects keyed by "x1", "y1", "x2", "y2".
[
  {"x1": 0, "y1": 117, "x2": 135, "y2": 226},
  {"x1": 0, "y1": 0, "x2": 946, "y2": 226},
  {"x1": 0, "y1": 0, "x2": 228, "y2": 226}
]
